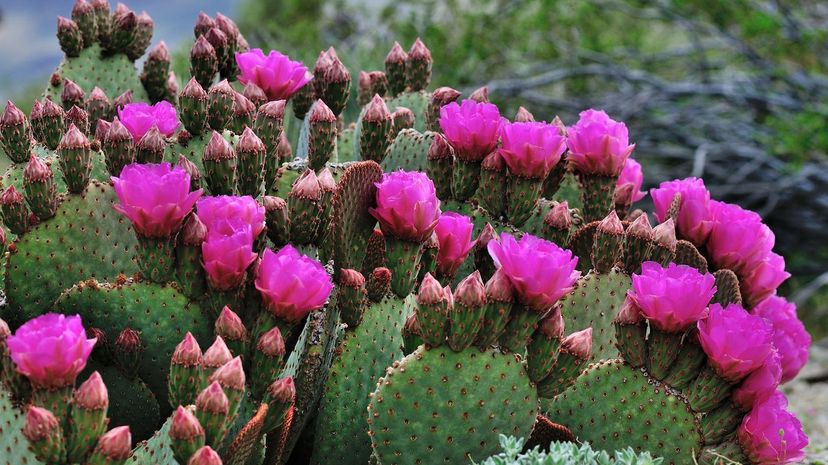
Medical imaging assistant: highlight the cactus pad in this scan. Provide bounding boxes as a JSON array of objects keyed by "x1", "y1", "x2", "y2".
[
  {"x1": 2, "y1": 145, "x2": 109, "y2": 194},
  {"x1": 330, "y1": 161, "x2": 382, "y2": 271},
  {"x1": 4, "y1": 181, "x2": 139, "y2": 326},
  {"x1": 128, "y1": 407, "x2": 180, "y2": 465},
  {"x1": 557, "y1": 270, "x2": 630, "y2": 361},
  {"x1": 0, "y1": 386, "x2": 44, "y2": 465},
  {"x1": 381, "y1": 129, "x2": 434, "y2": 172},
  {"x1": 367, "y1": 346, "x2": 538, "y2": 465},
  {"x1": 94, "y1": 364, "x2": 161, "y2": 442},
  {"x1": 55, "y1": 279, "x2": 212, "y2": 417},
  {"x1": 44, "y1": 45, "x2": 149, "y2": 103},
  {"x1": 311, "y1": 295, "x2": 412, "y2": 465},
  {"x1": 385, "y1": 91, "x2": 430, "y2": 132},
  {"x1": 337, "y1": 126, "x2": 357, "y2": 163},
  {"x1": 545, "y1": 360, "x2": 702, "y2": 465}
]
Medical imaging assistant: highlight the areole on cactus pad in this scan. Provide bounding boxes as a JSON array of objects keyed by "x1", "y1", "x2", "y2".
[{"x1": 0, "y1": 3, "x2": 812, "y2": 465}]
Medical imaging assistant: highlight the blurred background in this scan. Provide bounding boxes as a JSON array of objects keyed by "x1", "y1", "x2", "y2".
[{"x1": 2, "y1": 0, "x2": 826, "y2": 335}]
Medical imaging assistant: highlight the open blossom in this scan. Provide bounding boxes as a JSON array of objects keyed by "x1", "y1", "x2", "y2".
[
  {"x1": 439, "y1": 100, "x2": 504, "y2": 162},
  {"x1": 707, "y1": 201, "x2": 775, "y2": 274},
  {"x1": 566, "y1": 109, "x2": 634, "y2": 176},
  {"x1": 113, "y1": 163, "x2": 202, "y2": 238},
  {"x1": 697, "y1": 303, "x2": 775, "y2": 382},
  {"x1": 117, "y1": 101, "x2": 179, "y2": 142},
  {"x1": 753, "y1": 296, "x2": 811, "y2": 383},
  {"x1": 614, "y1": 158, "x2": 646, "y2": 205},
  {"x1": 733, "y1": 350, "x2": 782, "y2": 412},
  {"x1": 369, "y1": 171, "x2": 441, "y2": 242},
  {"x1": 196, "y1": 196, "x2": 265, "y2": 240},
  {"x1": 737, "y1": 392, "x2": 808, "y2": 465},
  {"x1": 7, "y1": 313, "x2": 96, "y2": 389},
  {"x1": 235, "y1": 48, "x2": 312, "y2": 101},
  {"x1": 498, "y1": 121, "x2": 567, "y2": 180},
  {"x1": 255, "y1": 245, "x2": 334, "y2": 322},
  {"x1": 201, "y1": 220, "x2": 257, "y2": 291},
  {"x1": 649, "y1": 177, "x2": 714, "y2": 246},
  {"x1": 487, "y1": 233, "x2": 580, "y2": 312},
  {"x1": 742, "y1": 252, "x2": 791, "y2": 307},
  {"x1": 434, "y1": 212, "x2": 475, "y2": 278},
  {"x1": 628, "y1": 262, "x2": 716, "y2": 332}
]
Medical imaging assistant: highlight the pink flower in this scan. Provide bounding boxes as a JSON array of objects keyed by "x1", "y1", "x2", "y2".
[
  {"x1": 196, "y1": 196, "x2": 266, "y2": 240},
  {"x1": 649, "y1": 177, "x2": 714, "y2": 246},
  {"x1": 487, "y1": 233, "x2": 580, "y2": 312},
  {"x1": 439, "y1": 100, "x2": 505, "y2": 162},
  {"x1": 628, "y1": 262, "x2": 716, "y2": 332},
  {"x1": 733, "y1": 350, "x2": 782, "y2": 411},
  {"x1": 112, "y1": 163, "x2": 202, "y2": 238},
  {"x1": 741, "y1": 252, "x2": 791, "y2": 307},
  {"x1": 254, "y1": 245, "x2": 334, "y2": 322},
  {"x1": 117, "y1": 101, "x2": 179, "y2": 143},
  {"x1": 201, "y1": 220, "x2": 257, "y2": 291},
  {"x1": 566, "y1": 109, "x2": 635, "y2": 176},
  {"x1": 614, "y1": 158, "x2": 646, "y2": 205},
  {"x1": 707, "y1": 201, "x2": 775, "y2": 275},
  {"x1": 235, "y1": 48, "x2": 312, "y2": 101},
  {"x1": 753, "y1": 296, "x2": 811, "y2": 383},
  {"x1": 369, "y1": 170, "x2": 442, "y2": 242},
  {"x1": 434, "y1": 212, "x2": 475, "y2": 277},
  {"x1": 7, "y1": 313, "x2": 96, "y2": 389},
  {"x1": 498, "y1": 122, "x2": 567, "y2": 180},
  {"x1": 697, "y1": 303, "x2": 775, "y2": 382},
  {"x1": 738, "y1": 392, "x2": 808, "y2": 465}
]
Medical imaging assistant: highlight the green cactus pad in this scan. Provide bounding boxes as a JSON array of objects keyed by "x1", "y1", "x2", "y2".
[
  {"x1": 1, "y1": 145, "x2": 109, "y2": 195},
  {"x1": 330, "y1": 161, "x2": 382, "y2": 271},
  {"x1": 385, "y1": 91, "x2": 430, "y2": 133},
  {"x1": 0, "y1": 386, "x2": 45, "y2": 465},
  {"x1": 549, "y1": 172, "x2": 583, "y2": 211},
  {"x1": 545, "y1": 360, "x2": 702, "y2": 465},
  {"x1": 3, "y1": 181, "x2": 139, "y2": 326},
  {"x1": 55, "y1": 279, "x2": 213, "y2": 418},
  {"x1": 128, "y1": 407, "x2": 180, "y2": 465},
  {"x1": 311, "y1": 295, "x2": 412, "y2": 465},
  {"x1": 295, "y1": 101, "x2": 338, "y2": 162},
  {"x1": 367, "y1": 346, "x2": 538, "y2": 465},
  {"x1": 44, "y1": 45, "x2": 149, "y2": 103},
  {"x1": 94, "y1": 364, "x2": 161, "y2": 443},
  {"x1": 381, "y1": 129, "x2": 434, "y2": 173},
  {"x1": 336, "y1": 126, "x2": 357, "y2": 163},
  {"x1": 557, "y1": 269, "x2": 631, "y2": 361}
]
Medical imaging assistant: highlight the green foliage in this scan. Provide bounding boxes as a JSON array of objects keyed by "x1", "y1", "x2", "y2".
[{"x1": 477, "y1": 436, "x2": 664, "y2": 465}]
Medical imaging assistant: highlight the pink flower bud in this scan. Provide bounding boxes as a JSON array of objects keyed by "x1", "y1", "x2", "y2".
[
  {"x1": 752, "y1": 296, "x2": 810, "y2": 383},
  {"x1": 369, "y1": 170, "x2": 442, "y2": 242},
  {"x1": 485, "y1": 268, "x2": 515, "y2": 303},
  {"x1": 59, "y1": 123, "x2": 90, "y2": 150},
  {"x1": 204, "y1": 131, "x2": 235, "y2": 161},
  {"x1": 267, "y1": 376, "x2": 296, "y2": 403},
  {"x1": 566, "y1": 109, "x2": 635, "y2": 176},
  {"x1": 209, "y1": 356, "x2": 245, "y2": 391},
  {"x1": 365, "y1": 94, "x2": 391, "y2": 122},
  {"x1": 628, "y1": 262, "x2": 715, "y2": 332},
  {"x1": 652, "y1": 218, "x2": 676, "y2": 250},
  {"x1": 290, "y1": 168, "x2": 322, "y2": 201},
  {"x1": 434, "y1": 212, "x2": 474, "y2": 278},
  {"x1": 171, "y1": 406, "x2": 204, "y2": 440},
  {"x1": 385, "y1": 42, "x2": 407, "y2": 65},
  {"x1": 697, "y1": 303, "x2": 775, "y2": 382},
  {"x1": 544, "y1": 201, "x2": 572, "y2": 231},
  {"x1": 196, "y1": 381, "x2": 230, "y2": 414},
  {"x1": 235, "y1": 48, "x2": 312, "y2": 101},
  {"x1": 74, "y1": 371, "x2": 108, "y2": 410},
  {"x1": 499, "y1": 122, "x2": 567, "y2": 180},
  {"x1": 487, "y1": 233, "x2": 579, "y2": 312},
  {"x1": 417, "y1": 273, "x2": 447, "y2": 306},
  {"x1": 8, "y1": 313, "x2": 96, "y2": 389},
  {"x1": 440, "y1": 100, "x2": 504, "y2": 162},
  {"x1": 23, "y1": 406, "x2": 60, "y2": 441},
  {"x1": 95, "y1": 426, "x2": 131, "y2": 460},
  {"x1": 514, "y1": 106, "x2": 535, "y2": 123},
  {"x1": 538, "y1": 307, "x2": 565, "y2": 338},
  {"x1": 181, "y1": 213, "x2": 208, "y2": 246},
  {"x1": 187, "y1": 446, "x2": 222, "y2": 465},
  {"x1": 215, "y1": 306, "x2": 247, "y2": 342},
  {"x1": 614, "y1": 296, "x2": 644, "y2": 325},
  {"x1": 24, "y1": 155, "x2": 54, "y2": 182},
  {"x1": 254, "y1": 245, "x2": 333, "y2": 322},
  {"x1": 597, "y1": 210, "x2": 624, "y2": 235},
  {"x1": 561, "y1": 327, "x2": 592, "y2": 360},
  {"x1": 1, "y1": 101, "x2": 26, "y2": 126},
  {"x1": 455, "y1": 271, "x2": 486, "y2": 308},
  {"x1": 203, "y1": 337, "x2": 232, "y2": 369},
  {"x1": 172, "y1": 332, "x2": 203, "y2": 367},
  {"x1": 256, "y1": 326, "x2": 286, "y2": 357},
  {"x1": 626, "y1": 213, "x2": 653, "y2": 240}
]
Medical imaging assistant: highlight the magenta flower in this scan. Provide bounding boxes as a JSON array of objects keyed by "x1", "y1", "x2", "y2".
[
  {"x1": 112, "y1": 163, "x2": 202, "y2": 238},
  {"x1": 707, "y1": 201, "x2": 775, "y2": 274},
  {"x1": 235, "y1": 48, "x2": 312, "y2": 101},
  {"x1": 439, "y1": 100, "x2": 505, "y2": 162},
  {"x1": 628, "y1": 262, "x2": 716, "y2": 332},
  {"x1": 487, "y1": 233, "x2": 580, "y2": 312},
  {"x1": 201, "y1": 220, "x2": 257, "y2": 291},
  {"x1": 733, "y1": 350, "x2": 782, "y2": 412},
  {"x1": 737, "y1": 392, "x2": 808, "y2": 465},
  {"x1": 369, "y1": 170, "x2": 442, "y2": 242},
  {"x1": 649, "y1": 177, "x2": 714, "y2": 246},
  {"x1": 117, "y1": 101, "x2": 179, "y2": 143},
  {"x1": 753, "y1": 296, "x2": 810, "y2": 383},
  {"x1": 255, "y1": 245, "x2": 334, "y2": 322},
  {"x1": 196, "y1": 195, "x2": 266, "y2": 240},
  {"x1": 434, "y1": 212, "x2": 475, "y2": 278},
  {"x1": 614, "y1": 158, "x2": 646, "y2": 205},
  {"x1": 741, "y1": 252, "x2": 791, "y2": 307},
  {"x1": 697, "y1": 303, "x2": 775, "y2": 382},
  {"x1": 498, "y1": 122, "x2": 567, "y2": 180},
  {"x1": 7, "y1": 313, "x2": 96, "y2": 389},
  {"x1": 566, "y1": 109, "x2": 635, "y2": 176}
]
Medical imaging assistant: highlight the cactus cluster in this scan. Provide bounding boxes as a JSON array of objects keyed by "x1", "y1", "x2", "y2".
[{"x1": 0, "y1": 4, "x2": 812, "y2": 465}]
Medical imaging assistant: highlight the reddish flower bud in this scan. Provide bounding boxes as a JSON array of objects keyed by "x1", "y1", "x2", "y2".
[
  {"x1": 209, "y1": 356, "x2": 245, "y2": 391},
  {"x1": 171, "y1": 406, "x2": 205, "y2": 440},
  {"x1": 561, "y1": 327, "x2": 592, "y2": 359},
  {"x1": 256, "y1": 326, "x2": 286, "y2": 358},
  {"x1": 196, "y1": 381, "x2": 230, "y2": 414},
  {"x1": 74, "y1": 371, "x2": 108, "y2": 410},
  {"x1": 455, "y1": 271, "x2": 486, "y2": 308},
  {"x1": 538, "y1": 307, "x2": 565, "y2": 338},
  {"x1": 203, "y1": 337, "x2": 233, "y2": 369},
  {"x1": 215, "y1": 306, "x2": 247, "y2": 342}
]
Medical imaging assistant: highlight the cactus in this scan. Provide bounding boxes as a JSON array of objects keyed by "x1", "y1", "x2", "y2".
[{"x1": 0, "y1": 6, "x2": 811, "y2": 465}]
